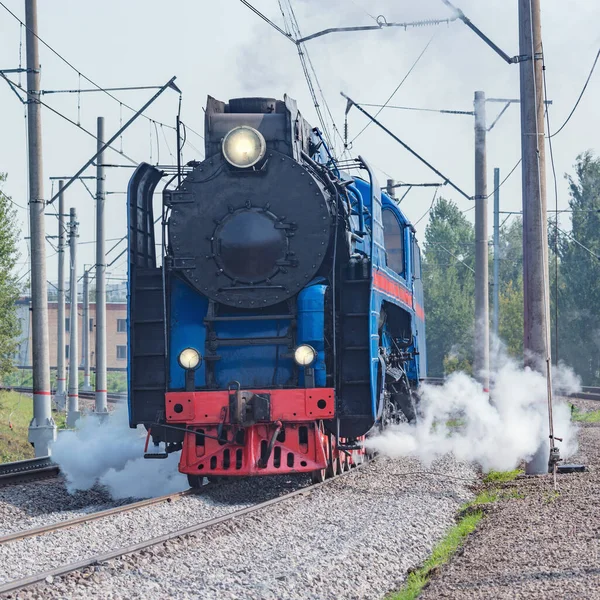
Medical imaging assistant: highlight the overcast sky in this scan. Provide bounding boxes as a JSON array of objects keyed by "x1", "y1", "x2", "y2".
[{"x1": 1, "y1": 0, "x2": 598, "y2": 284}]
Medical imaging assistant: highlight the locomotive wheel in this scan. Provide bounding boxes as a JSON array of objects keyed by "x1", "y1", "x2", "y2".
[
  {"x1": 187, "y1": 474, "x2": 203, "y2": 489},
  {"x1": 311, "y1": 467, "x2": 327, "y2": 484},
  {"x1": 343, "y1": 452, "x2": 351, "y2": 471},
  {"x1": 312, "y1": 423, "x2": 332, "y2": 483},
  {"x1": 392, "y1": 374, "x2": 418, "y2": 424}
]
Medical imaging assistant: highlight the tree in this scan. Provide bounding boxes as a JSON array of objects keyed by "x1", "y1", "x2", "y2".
[
  {"x1": 495, "y1": 217, "x2": 524, "y2": 358},
  {"x1": 0, "y1": 174, "x2": 22, "y2": 378},
  {"x1": 555, "y1": 152, "x2": 600, "y2": 384},
  {"x1": 498, "y1": 279, "x2": 523, "y2": 357},
  {"x1": 422, "y1": 198, "x2": 475, "y2": 376}
]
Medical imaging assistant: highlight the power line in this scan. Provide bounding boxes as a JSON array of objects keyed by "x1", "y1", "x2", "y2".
[
  {"x1": 541, "y1": 49, "x2": 560, "y2": 363},
  {"x1": 549, "y1": 47, "x2": 600, "y2": 139},
  {"x1": 237, "y1": 0, "x2": 295, "y2": 42},
  {"x1": 281, "y1": 0, "x2": 336, "y2": 151},
  {"x1": 350, "y1": 33, "x2": 436, "y2": 145},
  {"x1": 413, "y1": 186, "x2": 441, "y2": 226},
  {"x1": 486, "y1": 159, "x2": 522, "y2": 199},
  {"x1": 558, "y1": 226, "x2": 600, "y2": 261},
  {"x1": 0, "y1": 1, "x2": 177, "y2": 131},
  {"x1": 359, "y1": 103, "x2": 473, "y2": 116},
  {"x1": 2, "y1": 75, "x2": 138, "y2": 165}
]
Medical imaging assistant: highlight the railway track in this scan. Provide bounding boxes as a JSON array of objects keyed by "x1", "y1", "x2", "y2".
[
  {"x1": 0, "y1": 457, "x2": 60, "y2": 487},
  {"x1": 0, "y1": 386, "x2": 125, "y2": 403},
  {"x1": 0, "y1": 462, "x2": 364, "y2": 595},
  {"x1": 424, "y1": 378, "x2": 600, "y2": 402},
  {"x1": 572, "y1": 386, "x2": 600, "y2": 401}
]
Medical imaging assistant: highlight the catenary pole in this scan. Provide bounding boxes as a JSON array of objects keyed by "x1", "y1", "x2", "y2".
[
  {"x1": 474, "y1": 91, "x2": 489, "y2": 391},
  {"x1": 25, "y1": 0, "x2": 56, "y2": 456},
  {"x1": 54, "y1": 180, "x2": 67, "y2": 409},
  {"x1": 67, "y1": 208, "x2": 80, "y2": 427},
  {"x1": 519, "y1": 0, "x2": 552, "y2": 474},
  {"x1": 82, "y1": 269, "x2": 92, "y2": 391},
  {"x1": 95, "y1": 117, "x2": 108, "y2": 415},
  {"x1": 493, "y1": 168, "x2": 500, "y2": 342}
]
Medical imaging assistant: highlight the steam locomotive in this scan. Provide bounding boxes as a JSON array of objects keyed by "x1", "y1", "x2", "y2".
[{"x1": 127, "y1": 95, "x2": 426, "y2": 486}]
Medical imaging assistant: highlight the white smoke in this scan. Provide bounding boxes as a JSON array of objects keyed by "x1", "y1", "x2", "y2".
[
  {"x1": 366, "y1": 358, "x2": 580, "y2": 472},
  {"x1": 52, "y1": 406, "x2": 188, "y2": 499}
]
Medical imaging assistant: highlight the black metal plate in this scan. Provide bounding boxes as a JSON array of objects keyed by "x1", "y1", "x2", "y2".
[{"x1": 168, "y1": 150, "x2": 333, "y2": 308}]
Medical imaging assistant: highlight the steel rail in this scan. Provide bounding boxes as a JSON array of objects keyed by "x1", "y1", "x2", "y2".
[
  {"x1": 0, "y1": 489, "x2": 196, "y2": 545},
  {"x1": 1, "y1": 386, "x2": 124, "y2": 403},
  {"x1": 0, "y1": 460, "x2": 368, "y2": 595},
  {"x1": 0, "y1": 457, "x2": 60, "y2": 486}
]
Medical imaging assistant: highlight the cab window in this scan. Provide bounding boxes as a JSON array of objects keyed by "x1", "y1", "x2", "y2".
[{"x1": 383, "y1": 209, "x2": 404, "y2": 276}]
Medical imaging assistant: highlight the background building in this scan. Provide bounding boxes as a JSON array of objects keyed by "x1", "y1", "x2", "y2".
[{"x1": 15, "y1": 297, "x2": 127, "y2": 370}]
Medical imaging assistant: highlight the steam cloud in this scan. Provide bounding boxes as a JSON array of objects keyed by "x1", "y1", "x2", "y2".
[
  {"x1": 366, "y1": 357, "x2": 580, "y2": 472},
  {"x1": 52, "y1": 406, "x2": 188, "y2": 499}
]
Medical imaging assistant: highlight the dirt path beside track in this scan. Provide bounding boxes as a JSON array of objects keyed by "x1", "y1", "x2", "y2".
[{"x1": 420, "y1": 399, "x2": 600, "y2": 599}]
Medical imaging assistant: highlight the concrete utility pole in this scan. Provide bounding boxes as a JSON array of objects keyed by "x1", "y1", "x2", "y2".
[
  {"x1": 67, "y1": 208, "x2": 80, "y2": 428},
  {"x1": 25, "y1": 0, "x2": 56, "y2": 456},
  {"x1": 492, "y1": 168, "x2": 500, "y2": 341},
  {"x1": 82, "y1": 269, "x2": 92, "y2": 391},
  {"x1": 386, "y1": 179, "x2": 397, "y2": 199},
  {"x1": 473, "y1": 91, "x2": 489, "y2": 392},
  {"x1": 95, "y1": 116, "x2": 108, "y2": 415},
  {"x1": 54, "y1": 180, "x2": 67, "y2": 410},
  {"x1": 519, "y1": 0, "x2": 552, "y2": 475}
]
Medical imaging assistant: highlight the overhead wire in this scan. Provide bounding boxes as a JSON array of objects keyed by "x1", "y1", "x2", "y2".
[
  {"x1": 541, "y1": 47, "x2": 560, "y2": 362},
  {"x1": 281, "y1": 0, "x2": 336, "y2": 151},
  {"x1": 237, "y1": 0, "x2": 295, "y2": 41},
  {"x1": 0, "y1": 1, "x2": 177, "y2": 132},
  {"x1": 548, "y1": 47, "x2": 600, "y2": 139},
  {"x1": 350, "y1": 33, "x2": 437, "y2": 145},
  {"x1": 413, "y1": 186, "x2": 441, "y2": 226},
  {"x1": 1, "y1": 76, "x2": 138, "y2": 165}
]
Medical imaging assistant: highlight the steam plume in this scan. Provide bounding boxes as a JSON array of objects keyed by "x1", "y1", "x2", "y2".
[
  {"x1": 52, "y1": 406, "x2": 188, "y2": 499},
  {"x1": 366, "y1": 357, "x2": 580, "y2": 472}
]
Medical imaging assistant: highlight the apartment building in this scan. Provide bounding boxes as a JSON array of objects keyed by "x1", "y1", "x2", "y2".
[{"x1": 15, "y1": 298, "x2": 128, "y2": 369}]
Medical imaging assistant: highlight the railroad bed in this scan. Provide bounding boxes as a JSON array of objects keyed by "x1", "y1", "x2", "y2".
[
  {"x1": 0, "y1": 455, "x2": 476, "y2": 599},
  {"x1": 419, "y1": 396, "x2": 600, "y2": 599}
]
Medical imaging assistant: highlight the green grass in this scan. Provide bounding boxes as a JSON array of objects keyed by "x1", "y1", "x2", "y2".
[
  {"x1": 389, "y1": 468, "x2": 527, "y2": 599},
  {"x1": 0, "y1": 391, "x2": 66, "y2": 463},
  {"x1": 483, "y1": 469, "x2": 523, "y2": 484},
  {"x1": 466, "y1": 489, "x2": 499, "y2": 506},
  {"x1": 571, "y1": 407, "x2": 600, "y2": 423},
  {"x1": 387, "y1": 511, "x2": 483, "y2": 600}
]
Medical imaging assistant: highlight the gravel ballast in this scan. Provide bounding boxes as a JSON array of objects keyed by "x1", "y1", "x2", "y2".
[
  {"x1": 0, "y1": 474, "x2": 313, "y2": 590},
  {"x1": 420, "y1": 398, "x2": 600, "y2": 599},
  {"x1": 0, "y1": 479, "x2": 125, "y2": 537},
  {"x1": 6, "y1": 455, "x2": 477, "y2": 599}
]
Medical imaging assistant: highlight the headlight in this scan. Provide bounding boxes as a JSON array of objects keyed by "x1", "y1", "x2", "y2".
[
  {"x1": 222, "y1": 126, "x2": 266, "y2": 168},
  {"x1": 294, "y1": 345, "x2": 317, "y2": 367},
  {"x1": 178, "y1": 348, "x2": 201, "y2": 370}
]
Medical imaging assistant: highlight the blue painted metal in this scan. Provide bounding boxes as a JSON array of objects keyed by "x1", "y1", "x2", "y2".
[
  {"x1": 169, "y1": 278, "x2": 208, "y2": 389},
  {"x1": 129, "y1": 138, "x2": 427, "y2": 438},
  {"x1": 297, "y1": 284, "x2": 327, "y2": 386},
  {"x1": 211, "y1": 314, "x2": 293, "y2": 388}
]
